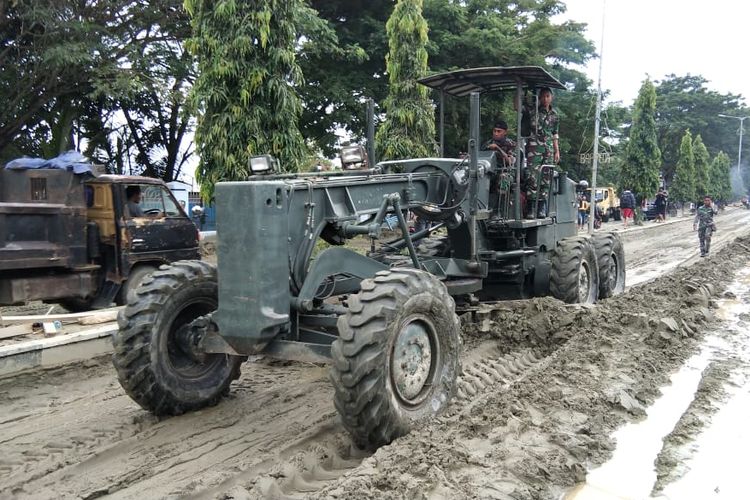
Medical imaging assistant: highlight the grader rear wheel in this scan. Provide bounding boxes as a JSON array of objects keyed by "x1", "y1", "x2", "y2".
[
  {"x1": 330, "y1": 268, "x2": 461, "y2": 450},
  {"x1": 550, "y1": 236, "x2": 599, "y2": 304},
  {"x1": 112, "y1": 260, "x2": 243, "y2": 416},
  {"x1": 593, "y1": 232, "x2": 626, "y2": 299}
]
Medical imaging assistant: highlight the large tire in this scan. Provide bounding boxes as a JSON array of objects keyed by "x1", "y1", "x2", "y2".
[
  {"x1": 602, "y1": 210, "x2": 610, "y2": 223},
  {"x1": 116, "y1": 264, "x2": 157, "y2": 306},
  {"x1": 59, "y1": 297, "x2": 96, "y2": 312},
  {"x1": 593, "y1": 232, "x2": 626, "y2": 299},
  {"x1": 550, "y1": 236, "x2": 599, "y2": 304},
  {"x1": 112, "y1": 260, "x2": 243, "y2": 416},
  {"x1": 416, "y1": 236, "x2": 451, "y2": 257},
  {"x1": 331, "y1": 268, "x2": 461, "y2": 449},
  {"x1": 613, "y1": 208, "x2": 622, "y2": 221}
]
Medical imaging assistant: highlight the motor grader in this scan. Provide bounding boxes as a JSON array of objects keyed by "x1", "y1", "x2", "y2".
[{"x1": 112, "y1": 67, "x2": 626, "y2": 450}]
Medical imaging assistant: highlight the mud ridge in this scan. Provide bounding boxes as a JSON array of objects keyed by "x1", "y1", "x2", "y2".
[{"x1": 314, "y1": 237, "x2": 750, "y2": 500}]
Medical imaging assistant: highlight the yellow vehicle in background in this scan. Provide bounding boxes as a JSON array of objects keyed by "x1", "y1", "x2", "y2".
[{"x1": 587, "y1": 186, "x2": 621, "y2": 222}]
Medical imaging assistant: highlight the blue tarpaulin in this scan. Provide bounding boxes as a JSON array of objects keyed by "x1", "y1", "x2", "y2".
[{"x1": 5, "y1": 150, "x2": 95, "y2": 175}]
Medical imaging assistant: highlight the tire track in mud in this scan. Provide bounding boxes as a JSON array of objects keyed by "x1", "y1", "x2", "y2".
[
  {"x1": 226, "y1": 329, "x2": 565, "y2": 499},
  {"x1": 0, "y1": 360, "x2": 338, "y2": 499},
  {"x1": 0, "y1": 303, "x2": 574, "y2": 500}
]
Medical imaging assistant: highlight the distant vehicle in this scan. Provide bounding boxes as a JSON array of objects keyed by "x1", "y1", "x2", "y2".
[
  {"x1": 0, "y1": 167, "x2": 200, "y2": 310},
  {"x1": 642, "y1": 200, "x2": 658, "y2": 220},
  {"x1": 586, "y1": 186, "x2": 621, "y2": 222}
]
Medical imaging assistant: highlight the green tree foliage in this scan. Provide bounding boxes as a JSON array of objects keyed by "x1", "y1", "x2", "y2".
[
  {"x1": 709, "y1": 151, "x2": 732, "y2": 202},
  {"x1": 301, "y1": 1, "x2": 389, "y2": 157},
  {"x1": 1, "y1": 0, "x2": 196, "y2": 180},
  {"x1": 185, "y1": 0, "x2": 308, "y2": 199},
  {"x1": 692, "y1": 134, "x2": 710, "y2": 198},
  {"x1": 375, "y1": 0, "x2": 436, "y2": 160},
  {"x1": 304, "y1": 0, "x2": 599, "y2": 159},
  {"x1": 422, "y1": 0, "x2": 598, "y2": 158},
  {"x1": 654, "y1": 74, "x2": 747, "y2": 183},
  {"x1": 671, "y1": 130, "x2": 696, "y2": 207},
  {"x1": 0, "y1": 0, "x2": 116, "y2": 159},
  {"x1": 620, "y1": 79, "x2": 661, "y2": 205}
]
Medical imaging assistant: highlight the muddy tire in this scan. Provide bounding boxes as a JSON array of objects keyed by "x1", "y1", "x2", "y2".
[
  {"x1": 330, "y1": 268, "x2": 461, "y2": 450},
  {"x1": 550, "y1": 236, "x2": 599, "y2": 304},
  {"x1": 116, "y1": 264, "x2": 157, "y2": 306},
  {"x1": 613, "y1": 208, "x2": 622, "y2": 221},
  {"x1": 593, "y1": 232, "x2": 626, "y2": 299},
  {"x1": 417, "y1": 236, "x2": 451, "y2": 257},
  {"x1": 112, "y1": 260, "x2": 243, "y2": 416}
]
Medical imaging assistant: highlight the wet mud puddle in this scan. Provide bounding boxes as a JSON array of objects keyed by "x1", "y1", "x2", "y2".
[{"x1": 566, "y1": 267, "x2": 750, "y2": 500}]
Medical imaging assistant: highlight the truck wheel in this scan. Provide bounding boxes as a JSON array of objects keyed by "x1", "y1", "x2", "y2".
[
  {"x1": 112, "y1": 260, "x2": 243, "y2": 416},
  {"x1": 59, "y1": 297, "x2": 96, "y2": 313},
  {"x1": 331, "y1": 268, "x2": 461, "y2": 449},
  {"x1": 550, "y1": 237, "x2": 599, "y2": 304},
  {"x1": 116, "y1": 265, "x2": 158, "y2": 306},
  {"x1": 613, "y1": 208, "x2": 622, "y2": 221},
  {"x1": 602, "y1": 210, "x2": 610, "y2": 223},
  {"x1": 593, "y1": 232, "x2": 626, "y2": 299}
]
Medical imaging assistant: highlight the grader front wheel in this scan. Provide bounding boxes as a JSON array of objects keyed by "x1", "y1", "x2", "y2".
[
  {"x1": 112, "y1": 260, "x2": 243, "y2": 416},
  {"x1": 330, "y1": 268, "x2": 461, "y2": 450}
]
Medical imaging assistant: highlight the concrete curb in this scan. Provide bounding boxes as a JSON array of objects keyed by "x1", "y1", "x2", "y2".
[{"x1": 0, "y1": 323, "x2": 116, "y2": 378}]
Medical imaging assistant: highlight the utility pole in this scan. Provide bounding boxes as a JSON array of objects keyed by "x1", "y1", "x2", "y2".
[
  {"x1": 588, "y1": 0, "x2": 606, "y2": 234},
  {"x1": 718, "y1": 114, "x2": 748, "y2": 173}
]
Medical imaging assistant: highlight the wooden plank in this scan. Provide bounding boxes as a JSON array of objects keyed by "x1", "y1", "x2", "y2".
[
  {"x1": 0, "y1": 306, "x2": 124, "y2": 324},
  {"x1": 0, "y1": 323, "x2": 33, "y2": 340},
  {"x1": 77, "y1": 310, "x2": 119, "y2": 325}
]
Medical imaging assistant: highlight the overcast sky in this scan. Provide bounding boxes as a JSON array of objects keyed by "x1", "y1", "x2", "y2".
[{"x1": 556, "y1": 0, "x2": 749, "y2": 107}]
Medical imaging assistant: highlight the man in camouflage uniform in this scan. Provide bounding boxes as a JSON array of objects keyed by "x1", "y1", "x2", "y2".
[
  {"x1": 482, "y1": 120, "x2": 516, "y2": 167},
  {"x1": 522, "y1": 87, "x2": 560, "y2": 218},
  {"x1": 693, "y1": 195, "x2": 717, "y2": 257}
]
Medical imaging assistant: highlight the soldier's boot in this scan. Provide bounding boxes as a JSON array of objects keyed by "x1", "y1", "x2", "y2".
[
  {"x1": 536, "y1": 200, "x2": 548, "y2": 219},
  {"x1": 525, "y1": 199, "x2": 536, "y2": 219},
  {"x1": 704, "y1": 238, "x2": 711, "y2": 256}
]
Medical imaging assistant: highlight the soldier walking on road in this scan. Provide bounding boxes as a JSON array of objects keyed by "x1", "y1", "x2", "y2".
[{"x1": 693, "y1": 195, "x2": 717, "y2": 257}]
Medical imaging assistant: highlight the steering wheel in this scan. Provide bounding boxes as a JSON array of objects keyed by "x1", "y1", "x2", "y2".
[{"x1": 144, "y1": 208, "x2": 161, "y2": 215}]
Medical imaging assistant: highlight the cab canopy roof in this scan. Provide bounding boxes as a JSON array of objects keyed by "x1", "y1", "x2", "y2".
[{"x1": 417, "y1": 66, "x2": 565, "y2": 97}]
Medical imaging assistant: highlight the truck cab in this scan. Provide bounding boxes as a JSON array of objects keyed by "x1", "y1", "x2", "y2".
[
  {"x1": 586, "y1": 186, "x2": 621, "y2": 222},
  {"x1": 0, "y1": 167, "x2": 199, "y2": 310}
]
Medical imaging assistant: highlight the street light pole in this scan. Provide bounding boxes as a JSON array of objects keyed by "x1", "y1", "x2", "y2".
[{"x1": 718, "y1": 114, "x2": 748, "y2": 173}]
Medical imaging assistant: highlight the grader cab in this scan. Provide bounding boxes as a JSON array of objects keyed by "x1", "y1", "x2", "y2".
[{"x1": 112, "y1": 67, "x2": 625, "y2": 449}]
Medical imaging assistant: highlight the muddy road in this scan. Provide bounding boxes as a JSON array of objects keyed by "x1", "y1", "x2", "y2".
[{"x1": 1, "y1": 209, "x2": 750, "y2": 499}]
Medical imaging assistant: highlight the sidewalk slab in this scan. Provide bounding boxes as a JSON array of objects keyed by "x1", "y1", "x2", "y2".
[{"x1": 0, "y1": 323, "x2": 116, "y2": 378}]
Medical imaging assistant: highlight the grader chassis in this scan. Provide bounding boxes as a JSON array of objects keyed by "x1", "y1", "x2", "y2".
[{"x1": 112, "y1": 67, "x2": 625, "y2": 450}]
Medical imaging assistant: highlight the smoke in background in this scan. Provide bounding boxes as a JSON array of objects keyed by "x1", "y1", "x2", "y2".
[{"x1": 731, "y1": 165, "x2": 746, "y2": 199}]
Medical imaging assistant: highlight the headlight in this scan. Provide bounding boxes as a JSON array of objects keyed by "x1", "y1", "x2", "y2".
[
  {"x1": 248, "y1": 155, "x2": 278, "y2": 174},
  {"x1": 340, "y1": 145, "x2": 368, "y2": 169}
]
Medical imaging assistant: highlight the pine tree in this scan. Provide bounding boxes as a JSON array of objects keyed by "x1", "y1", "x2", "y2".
[
  {"x1": 620, "y1": 79, "x2": 661, "y2": 218},
  {"x1": 710, "y1": 151, "x2": 732, "y2": 202},
  {"x1": 185, "y1": 0, "x2": 308, "y2": 199},
  {"x1": 692, "y1": 134, "x2": 710, "y2": 199},
  {"x1": 670, "y1": 130, "x2": 696, "y2": 212},
  {"x1": 375, "y1": 0, "x2": 437, "y2": 161}
]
